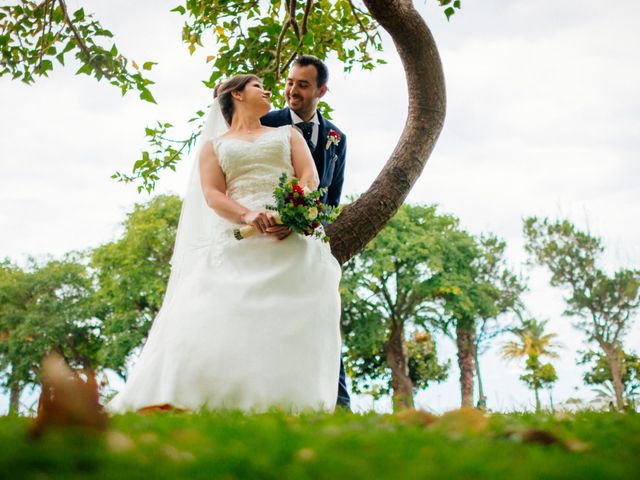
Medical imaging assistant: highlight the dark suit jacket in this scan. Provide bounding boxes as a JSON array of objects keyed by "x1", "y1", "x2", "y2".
[{"x1": 261, "y1": 107, "x2": 346, "y2": 207}]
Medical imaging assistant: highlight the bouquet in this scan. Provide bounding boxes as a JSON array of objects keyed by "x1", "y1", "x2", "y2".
[{"x1": 233, "y1": 173, "x2": 339, "y2": 241}]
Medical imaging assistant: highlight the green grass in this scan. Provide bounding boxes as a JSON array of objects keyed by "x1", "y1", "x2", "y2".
[{"x1": 1, "y1": 409, "x2": 639, "y2": 479}]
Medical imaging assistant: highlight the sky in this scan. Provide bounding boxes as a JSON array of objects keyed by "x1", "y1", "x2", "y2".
[{"x1": 1, "y1": 0, "x2": 639, "y2": 414}]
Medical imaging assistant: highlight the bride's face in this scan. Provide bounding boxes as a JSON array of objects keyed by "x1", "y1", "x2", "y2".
[{"x1": 240, "y1": 80, "x2": 271, "y2": 116}]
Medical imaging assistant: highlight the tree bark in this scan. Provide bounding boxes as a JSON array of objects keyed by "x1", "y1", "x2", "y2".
[
  {"x1": 601, "y1": 342, "x2": 625, "y2": 409},
  {"x1": 534, "y1": 387, "x2": 541, "y2": 412},
  {"x1": 327, "y1": 0, "x2": 446, "y2": 264},
  {"x1": 9, "y1": 383, "x2": 21, "y2": 415},
  {"x1": 456, "y1": 325, "x2": 476, "y2": 407},
  {"x1": 386, "y1": 320, "x2": 414, "y2": 411}
]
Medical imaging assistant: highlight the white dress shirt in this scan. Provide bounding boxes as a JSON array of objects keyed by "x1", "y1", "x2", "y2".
[{"x1": 290, "y1": 110, "x2": 319, "y2": 150}]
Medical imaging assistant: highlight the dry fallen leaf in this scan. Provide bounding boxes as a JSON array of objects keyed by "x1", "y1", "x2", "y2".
[
  {"x1": 29, "y1": 353, "x2": 108, "y2": 438},
  {"x1": 435, "y1": 407, "x2": 490, "y2": 436},
  {"x1": 395, "y1": 409, "x2": 439, "y2": 427},
  {"x1": 501, "y1": 426, "x2": 590, "y2": 452},
  {"x1": 295, "y1": 448, "x2": 317, "y2": 462},
  {"x1": 106, "y1": 430, "x2": 135, "y2": 454},
  {"x1": 565, "y1": 438, "x2": 591, "y2": 452},
  {"x1": 162, "y1": 444, "x2": 195, "y2": 463},
  {"x1": 136, "y1": 403, "x2": 190, "y2": 415},
  {"x1": 520, "y1": 428, "x2": 565, "y2": 448},
  {"x1": 138, "y1": 432, "x2": 159, "y2": 444}
]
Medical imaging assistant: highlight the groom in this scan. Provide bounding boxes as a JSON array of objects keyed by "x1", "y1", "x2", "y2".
[{"x1": 261, "y1": 55, "x2": 350, "y2": 410}]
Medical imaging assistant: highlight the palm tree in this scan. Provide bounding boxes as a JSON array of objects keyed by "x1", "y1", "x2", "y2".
[{"x1": 501, "y1": 318, "x2": 561, "y2": 411}]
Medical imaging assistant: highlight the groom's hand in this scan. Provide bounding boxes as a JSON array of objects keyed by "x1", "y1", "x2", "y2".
[
  {"x1": 241, "y1": 210, "x2": 278, "y2": 235},
  {"x1": 266, "y1": 225, "x2": 292, "y2": 240}
]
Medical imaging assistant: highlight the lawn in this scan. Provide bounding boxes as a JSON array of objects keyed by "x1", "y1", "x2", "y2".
[{"x1": 0, "y1": 409, "x2": 638, "y2": 479}]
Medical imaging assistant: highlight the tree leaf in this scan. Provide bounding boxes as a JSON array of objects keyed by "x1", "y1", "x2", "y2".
[
  {"x1": 75, "y1": 63, "x2": 92, "y2": 76},
  {"x1": 139, "y1": 88, "x2": 157, "y2": 104},
  {"x1": 444, "y1": 7, "x2": 455, "y2": 20}
]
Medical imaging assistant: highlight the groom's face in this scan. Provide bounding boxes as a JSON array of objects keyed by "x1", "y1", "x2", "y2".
[{"x1": 285, "y1": 65, "x2": 327, "y2": 118}]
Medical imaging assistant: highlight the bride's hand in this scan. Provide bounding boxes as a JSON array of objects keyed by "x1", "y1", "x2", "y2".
[{"x1": 240, "y1": 210, "x2": 277, "y2": 234}]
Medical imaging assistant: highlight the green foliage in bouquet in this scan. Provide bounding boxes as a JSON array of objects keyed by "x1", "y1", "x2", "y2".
[{"x1": 267, "y1": 173, "x2": 339, "y2": 242}]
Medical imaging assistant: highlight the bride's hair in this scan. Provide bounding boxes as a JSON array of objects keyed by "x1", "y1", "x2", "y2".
[{"x1": 214, "y1": 74, "x2": 261, "y2": 125}]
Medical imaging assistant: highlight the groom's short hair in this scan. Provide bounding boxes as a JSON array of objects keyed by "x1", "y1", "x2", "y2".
[{"x1": 293, "y1": 55, "x2": 329, "y2": 88}]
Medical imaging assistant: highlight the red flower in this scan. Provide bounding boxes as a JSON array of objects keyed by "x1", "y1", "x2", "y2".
[
  {"x1": 315, "y1": 199, "x2": 321, "y2": 205},
  {"x1": 288, "y1": 184, "x2": 307, "y2": 207},
  {"x1": 326, "y1": 129, "x2": 341, "y2": 149}
]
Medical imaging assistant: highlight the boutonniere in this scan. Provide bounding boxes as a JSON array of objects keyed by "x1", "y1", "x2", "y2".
[{"x1": 325, "y1": 129, "x2": 341, "y2": 150}]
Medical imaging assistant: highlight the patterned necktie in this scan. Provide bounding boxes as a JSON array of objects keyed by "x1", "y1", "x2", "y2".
[{"x1": 296, "y1": 121, "x2": 315, "y2": 151}]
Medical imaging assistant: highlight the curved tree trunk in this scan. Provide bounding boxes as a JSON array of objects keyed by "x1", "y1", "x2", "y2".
[
  {"x1": 327, "y1": 0, "x2": 446, "y2": 264},
  {"x1": 386, "y1": 320, "x2": 414, "y2": 411},
  {"x1": 456, "y1": 325, "x2": 476, "y2": 407}
]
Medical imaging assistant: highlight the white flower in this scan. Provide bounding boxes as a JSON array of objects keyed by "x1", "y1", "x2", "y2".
[{"x1": 307, "y1": 207, "x2": 318, "y2": 220}]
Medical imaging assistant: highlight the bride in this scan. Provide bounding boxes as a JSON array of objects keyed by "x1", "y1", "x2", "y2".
[{"x1": 106, "y1": 74, "x2": 342, "y2": 413}]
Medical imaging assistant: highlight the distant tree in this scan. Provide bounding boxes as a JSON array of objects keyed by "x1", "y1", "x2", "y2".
[
  {"x1": 341, "y1": 204, "x2": 523, "y2": 410},
  {"x1": 0, "y1": 195, "x2": 182, "y2": 413},
  {"x1": 580, "y1": 350, "x2": 640, "y2": 410},
  {"x1": 524, "y1": 217, "x2": 640, "y2": 409},
  {"x1": 0, "y1": 255, "x2": 99, "y2": 414},
  {"x1": 0, "y1": 260, "x2": 29, "y2": 414},
  {"x1": 340, "y1": 204, "x2": 451, "y2": 411},
  {"x1": 501, "y1": 318, "x2": 560, "y2": 411},
  {"x1": 91, "y1": 194, "x2": 181, "y2": 377},
  {"x1": 430, "y1": 235, "x2": 524, "y2": 408},
  {"x1": 469, "y1": 235, "x2": 525, "y2": 409},
  {"x1": 520, "y1": 359, "x2": 558, "y2": 412}
]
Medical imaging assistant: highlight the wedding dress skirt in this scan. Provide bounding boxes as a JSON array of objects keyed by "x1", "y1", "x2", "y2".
[{"x1": 107, "y1": 126, "x2": 342, "y2": 413}]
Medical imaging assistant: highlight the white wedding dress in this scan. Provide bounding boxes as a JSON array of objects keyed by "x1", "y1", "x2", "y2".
[{"x1": 107, "y1": 126, "x2": 342, "y2": 413}]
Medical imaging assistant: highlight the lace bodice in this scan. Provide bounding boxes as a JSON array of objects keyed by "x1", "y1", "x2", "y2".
[{"x1": 212, "y1": 126, "x2": 294, "y2": 211}]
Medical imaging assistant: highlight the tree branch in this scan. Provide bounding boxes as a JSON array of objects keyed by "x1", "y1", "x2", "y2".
[
  {"x1": 57, "y1": 0, "x2": 112, "y2": 79},
  {"x1": 301, "y1": 0, "x2": 313, "y2": 35},
  {"x1": 289, "y1": 0, "x2": 301, "y2": 39},
  {"x1": 348, "y1": 0, "x2": 376, "y2": 46},
  {"x1": 274, "y1": 18, "x2": 292, "y2": 82},
  {"x1": 378, "y1": 277, "x2": 396, "y2": 323},
  {"x1": 34, "y1": 0, "x2": 51, "y2": 10},
  {"x1": 279, "y1": 48, "x2": 299, "y2": 77},
  {"x1": 36, "y1": 0, "x2": 53, "y2": 68}
]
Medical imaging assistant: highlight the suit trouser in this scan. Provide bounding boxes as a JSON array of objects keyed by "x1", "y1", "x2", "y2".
[{"x1": 337, "y1": 356, "x2": 351, "y2": 409}]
